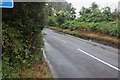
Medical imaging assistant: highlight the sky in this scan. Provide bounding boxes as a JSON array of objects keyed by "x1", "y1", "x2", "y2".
[{"x1": 66, "y1": 0, "x2": 120, "y2": 16}]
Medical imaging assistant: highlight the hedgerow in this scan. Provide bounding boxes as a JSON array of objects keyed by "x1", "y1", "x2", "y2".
[{"x1": 2, "y1": 2, "x2": 46, "y2": 78}]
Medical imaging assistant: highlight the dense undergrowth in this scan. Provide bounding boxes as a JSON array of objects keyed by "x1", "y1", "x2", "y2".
[
  {"x1": 61, "y1": 20, "x2": 119, "y2": 37},
  {"x1": 2, "y1": 2, "x2": 50, "y2": 78}
]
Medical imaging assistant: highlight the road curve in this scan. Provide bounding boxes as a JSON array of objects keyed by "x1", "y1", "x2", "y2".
[{"x1": 43, "y1": 28, "x2": 119, "y2": 78}]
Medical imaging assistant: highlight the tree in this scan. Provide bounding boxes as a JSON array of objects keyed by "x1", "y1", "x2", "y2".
[
  {"x1": 56, "y1": 10, "x2": 67, "y2": 26},
  {"x1": 48, "y1": 2, "x2": 76, "y2": 26},
  {"x1": 78, "y1": 2, "x2": 105, "y2": 22},
  {"x1": 90, "y1": 2, "x2": 98, "y2": 11},
  {"x1": 111, "y1": 8, "x2": 118, "y2": 20},
  {"x1": 64, "y1": 3, "x2": 76, "y2": 20},
  {"x1": 102, "y1": 6, "x2": 112, "y2": 21}
]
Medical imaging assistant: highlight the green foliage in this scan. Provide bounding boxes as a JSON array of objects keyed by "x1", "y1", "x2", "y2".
[
  {"x1": 48, "y1": 2, "x2": 76, "y2": 26},
  {"x1": 97, "y1": 22, "x2": 119, "y2": 37},
  {"x1": 2, "y1": 2, "x2": 46, "y2": 78},
  {"x1": 48, "y1": 16, "x2": 57, "y2": 26},
  {"x1": 3, "y1": 3, "x2": 46, "y2": 37},
  {"x1": 78, "y1": 2, "x2": 117, "y2": 22},
  {"x1": 78, "y1": 7, "x2": 104, "y2": 22},
  {"x1": 52, "y1": 2, "x2": 119, "y2": 37},
  {"x1": 64, "y1": 3, "x2": 76, "y2": 20},
  {"x1": 56, "y1": 11, "x2": 67, "y2": 26},
  {"x1": 2, "y1": 23, "x2": 34, "y2": 77},
  {"x1": 61, "y1": 20, "x2": 80, "y2": 30},
  {"x1": 48, "y1": 2, "x2": 119, "y2": 38},
  {"x1": 102, "y1": 7, "x2": 112, "y2": 21},
  {"x1": 61, "y1": 20, "x2": 119, "y2": 37},
  {"x1": 90, "y1": 2, "x2": 98, "y2": 10}
]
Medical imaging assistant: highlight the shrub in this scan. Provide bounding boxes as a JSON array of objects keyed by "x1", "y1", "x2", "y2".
[
  {"x1": 2, "y1": 3, "x2": 46, "y2": 78},
  {"x1": 60, "y1": 20, "x2": 119, "y2": 37},
  {"x1": 61, "y1": 20, "x2": 80, "y2": 30},
  {"x1": 48, "y1": 16, "x2": 57, "y2": 26}
]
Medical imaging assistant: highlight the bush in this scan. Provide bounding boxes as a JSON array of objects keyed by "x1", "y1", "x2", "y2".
[
  {"x1": 60, "y1": 20, "x2": 119, "y2": 37},
  {"x1": 96, "y1": 22, "x2": 119, "y2": 37},
  {"x1": 2, "y1": 3, "x2": 46, "y2": 78},
  {"x1": 48, "y1": 16, "x2": 57, "y2": 26},
  {"x1": 61, "y1": 20, "x2": 80, "y2": 30}
]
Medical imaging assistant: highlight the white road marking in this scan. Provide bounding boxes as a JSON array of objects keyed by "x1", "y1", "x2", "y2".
[
  {"x1": 53, "y1": 36, "x2": 66, "y2": 43},
  {"x1": 77, "y1": 48, "x2": 120, "y2": 71}
]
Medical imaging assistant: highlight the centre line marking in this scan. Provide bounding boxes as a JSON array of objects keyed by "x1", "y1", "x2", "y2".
[
  {"x1": 77, "y1": 48, "x2": 120, "y2": 71},
  {"x1": 54, "y1": 36, "x2": 66, "y2": 43}
]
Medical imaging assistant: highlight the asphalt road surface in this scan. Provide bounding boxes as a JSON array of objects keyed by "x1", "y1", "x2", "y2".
[{"x1": 43, "y1": 28, "x2": 119, "y2": 78}]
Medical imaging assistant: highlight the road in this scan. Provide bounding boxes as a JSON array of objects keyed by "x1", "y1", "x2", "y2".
[{"x1": 43, "y1": 28, "x2": 119, "y2": 78}]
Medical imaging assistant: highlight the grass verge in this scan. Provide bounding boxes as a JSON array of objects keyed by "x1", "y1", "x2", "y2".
[{"x1": 49, "y1": 26, "x2": 120, "y2": 49}]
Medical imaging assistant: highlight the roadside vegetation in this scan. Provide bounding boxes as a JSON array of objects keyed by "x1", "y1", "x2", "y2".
[
  {"x1": 47, "y1": 2, "x2": 120, "y2": 48},
  {"x1": 2, "y1": 1, "x2": 120, "y2": 78},
  {"x1": 2, "y1": 3, "x2": 51, "y2": 78}
]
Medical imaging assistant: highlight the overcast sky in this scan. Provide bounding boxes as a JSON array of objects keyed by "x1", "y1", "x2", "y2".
[{"x1": 66, "y1": 0, "x2": 119, "y2": 16}]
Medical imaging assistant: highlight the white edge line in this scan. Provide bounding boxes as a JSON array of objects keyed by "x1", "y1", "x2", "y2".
[
  {"x1": 77, "y1": 48, "x2": 120, "y2": 71},
  {"x1": 42, "y1": 37, "x2": 56, "y2": 78},
  {"x1": 43, "y1": 48, "x2": 56, "y2": 78}
]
